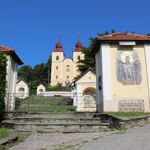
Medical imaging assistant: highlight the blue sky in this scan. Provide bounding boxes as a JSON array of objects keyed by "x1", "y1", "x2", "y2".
[{"x1": 0, "y1": 0, "x2": 150, "y2": 67}]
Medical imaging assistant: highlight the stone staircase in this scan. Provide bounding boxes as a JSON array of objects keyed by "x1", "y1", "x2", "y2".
[{"x1": 2, "y1": 112, "x2": 111, "y2": 133}]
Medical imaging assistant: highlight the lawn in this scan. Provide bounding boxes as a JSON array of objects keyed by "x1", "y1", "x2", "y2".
[
  {"x1": 105, "y1": 112, "x2": 150, "y2": 117},
  {"x1": 0, "y1": 128, "x2": 10, "y2": 139},
  {"x1": 16, "y1": 97, "x2": 76, "y2": 113}
]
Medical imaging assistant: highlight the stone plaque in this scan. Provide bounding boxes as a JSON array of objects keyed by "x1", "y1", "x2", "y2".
[{"x1": 118, "y1": 99, "x2": 144, "y2": 112}]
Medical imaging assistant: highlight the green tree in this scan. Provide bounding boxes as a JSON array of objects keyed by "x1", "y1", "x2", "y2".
[
  {"x1": 17, "y1": 56, "x2": 52, "y2": 94},
  {"x1": 77, "y1": 30, "x2": 116, "y2": 74},
  {"x1": 0, "y1": 53, "x2": 6, "y2": 121}
]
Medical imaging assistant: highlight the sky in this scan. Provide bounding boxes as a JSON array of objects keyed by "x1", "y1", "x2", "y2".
[{"x1": 0, "y1": 0, "x2": 150, "y2": 67}]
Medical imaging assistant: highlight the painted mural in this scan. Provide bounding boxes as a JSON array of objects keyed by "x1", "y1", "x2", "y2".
[{"x1": 116, "y1": 50, "x2": 142, "y2": 85}]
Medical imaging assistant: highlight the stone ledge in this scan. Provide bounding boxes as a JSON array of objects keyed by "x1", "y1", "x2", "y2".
[{"x1": 0, "y1": 134, "x2": 18, "y2": 146}]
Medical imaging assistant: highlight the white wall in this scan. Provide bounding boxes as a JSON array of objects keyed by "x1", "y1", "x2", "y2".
[
  {"x1": 95, "y1": 44, "x2": 112, "y2": 112},
  {"x1": 144, "y1": 44, "x2": 150, "y2": 104},
  {"x1": 16, "y1": 80, "x2": 29, "y2": 99},
  {"x1": 5, "y1": 55, "x2": 18, "y2": 111}
]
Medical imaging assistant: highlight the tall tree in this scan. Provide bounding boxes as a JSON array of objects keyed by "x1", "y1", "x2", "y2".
[
  {"x1": 17, "y1": 55, "x2": 52, "y2": 94},
  {"x1": 77, "y1": 30, "x2": 116, "y2": 74}
]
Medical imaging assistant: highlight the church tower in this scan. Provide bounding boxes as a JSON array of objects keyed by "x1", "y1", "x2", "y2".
[
  {"x1": 73, "y1": 40, "x2": 84, "y2": 77},
  {"x1": 50, "y1": 41, "x2": 64, "y2": 86}
]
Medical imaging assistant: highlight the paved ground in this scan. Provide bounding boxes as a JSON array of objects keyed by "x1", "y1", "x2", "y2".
[
  {"x1": 8, "y1": 124, "x2": 150, "y2": 150},
  {"x1": 8, "y1": 132, "x2": 113, "y2": 150},
  {"x1": 80, "y1": 124, "x2": 150, "y2": 150}
]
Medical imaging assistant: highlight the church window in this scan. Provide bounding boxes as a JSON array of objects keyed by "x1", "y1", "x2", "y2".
[
  {"x1": 56, "y1": 66, "x2": 58, "y2": 70},
  {"x1": 77, "y1": 55, "x2": 80, "y2": 60},
  {"x1": 66, "y1": 65, "x2": 70, "y2": 72},
  {"x1": 56, "y1": 56, "x2": 59, "y2": 60},
  {"x1": 66, "y1": 75, "x2": 69, "y2": 79}
]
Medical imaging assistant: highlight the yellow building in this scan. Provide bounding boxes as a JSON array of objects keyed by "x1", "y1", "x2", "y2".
[
  {"x1": 50, "y1": 40, "x2": 84, "y2": 87},
  {"x1": 93, "y1": 32, "x2": 150, "y2": 112}
]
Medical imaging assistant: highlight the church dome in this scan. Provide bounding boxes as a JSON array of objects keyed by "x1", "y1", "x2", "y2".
[
  {"x1": 75, "y1": 41, "x2": 82, "y2": 48},
  {"x1": 56, "y1": 41, "x2": 62, "y2": 48},
  {"x1": 74, "y1": 41, "x2": 82, "y2": 52},
  {"x1": 53, "y1": 41, "x2": 64, "y2": 52}
]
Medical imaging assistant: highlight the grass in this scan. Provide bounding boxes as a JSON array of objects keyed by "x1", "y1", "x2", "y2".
[
  {"x1": 105, "y1": 112, "x2": 150, "y2": 117},
  {"x1": 0, "y1": 133, "x2": 30, "y2": 150},
  {"x1": 16, "y1": 97, "x2": 76, "y2": 113},
  {"x1": 0, "y1": 128, "x2": 9, "y2": 139},
  {"x1": 18, "y1": 98, "x2": 63, "y2": 105},
  {"x1": 17, "y1": 105, "x2": 76, "y2": 113}
]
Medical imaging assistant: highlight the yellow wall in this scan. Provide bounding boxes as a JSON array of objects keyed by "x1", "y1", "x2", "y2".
[
  {"x1": 50, "y1": 51, "x2": 84, "y2": 86},
  {"x1": 110, "y1": 44, "x2": 149, "y2": 100}
]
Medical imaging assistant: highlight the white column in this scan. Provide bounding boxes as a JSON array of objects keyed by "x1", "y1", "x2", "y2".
[
  {"x1": 101, "y1": 44, "x2": 112, "y2": 101},
  {"x1": 144, "y1": 44, "x2": 150, "y2": 111},
  {"x1": 5, "y1": 56, "x2": 11, "y2": 111}
]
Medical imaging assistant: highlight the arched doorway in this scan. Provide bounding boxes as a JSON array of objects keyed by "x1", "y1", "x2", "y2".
[
  {"x1": 39, "y1": 89, "x2": 43, "y2": 94},
  {"x1": 83, "y1": 87, "x2": 96, "y2": 108},
  {"x1": 83, "y1": 87, "x2": 96, "y2": 95},
  {"x1": 18, "y1": 87, "x2": 25, "y2": 98}
]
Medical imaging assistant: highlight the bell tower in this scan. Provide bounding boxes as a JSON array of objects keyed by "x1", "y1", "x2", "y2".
[
  {"x1": 73, "y1": 40, "x2": 84, "y2": 77},
  {"x1": 50, "y1": 40, "x2": 64, "y2": 86}
]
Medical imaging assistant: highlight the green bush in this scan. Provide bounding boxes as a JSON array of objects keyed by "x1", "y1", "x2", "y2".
[
  {"x1": 47, "y1": 83, "x2": 71, "y2": 91},
  {"x1": 0, "y1": 53, "x2": 7, "y2": 121}
]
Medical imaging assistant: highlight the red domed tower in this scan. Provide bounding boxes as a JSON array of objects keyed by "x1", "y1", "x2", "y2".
[
  {"x1": 74, "y1": 40, "x2": 82, "y2": 52},
  {"x1": 53, "y1": 40, "x2": 64, "y2": 52}
]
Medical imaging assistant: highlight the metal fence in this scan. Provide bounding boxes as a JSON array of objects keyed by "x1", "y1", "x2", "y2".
[{"x1": 5, "y1": 92, "x2": 96, "y2": 112}]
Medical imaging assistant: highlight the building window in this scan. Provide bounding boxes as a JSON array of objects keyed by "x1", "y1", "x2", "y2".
[
  {"x1": 66, "y1": 65, "x2": 70, "y2": 72},
  {"x1": 56, "y1": 66, "x2": 58, "y2": 70},
  {"x1": 56, "y1": 76, "x2": 58, "y2": 79},
  {"x1": 66, "y1": 75, "x2": 69, "y2": 79},
  {"x1": 56, "y1": 56, "x2": 59, "y2": 60},
  {"x1": 77, "y1": 55, "x2": 80, "y2": 60}
]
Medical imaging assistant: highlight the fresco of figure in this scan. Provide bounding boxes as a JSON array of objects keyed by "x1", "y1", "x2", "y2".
[{"x1": 117, "y1": 50, "x2": 142, "y2": 85}]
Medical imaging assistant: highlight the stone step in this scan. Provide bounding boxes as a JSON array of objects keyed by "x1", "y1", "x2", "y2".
[
  {"x1": 13, "y1": 123, "x2": 110, "y2": 133},
  {"x1": 2, "y1": 119, "x2": 102, "y2": 125},
  {"x1": 10, "y1": 117, "x2": 100, "y2": 124}
]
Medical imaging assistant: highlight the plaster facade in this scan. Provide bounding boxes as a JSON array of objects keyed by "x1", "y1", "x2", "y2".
[
  {"x1": 94, "y1": 33, "x2": 150, "y2": 112},
  {"x1": 16, "y1": 80, "x2": 29, "y2": 99},
  {"x1": 72, "y1": 69, "x2": 96, "y2": 112},
  {"x1": 50, "y1": 41, "x2": 84, "y2": 87},
  {"x1": 37, "y1": 84, "x2": 46, "y2": 95},
  {"x1": 0, "y1": 45, "x2": 23, "y2": 111}
]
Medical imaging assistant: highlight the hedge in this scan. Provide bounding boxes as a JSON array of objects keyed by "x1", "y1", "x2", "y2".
[{"x1": 0, "y1": 53, "x2": 7, "y2": 121}]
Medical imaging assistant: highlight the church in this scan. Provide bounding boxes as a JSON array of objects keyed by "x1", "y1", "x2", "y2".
[{"x1": 50, "y1": 40, "x2": 84, "y2": 87}]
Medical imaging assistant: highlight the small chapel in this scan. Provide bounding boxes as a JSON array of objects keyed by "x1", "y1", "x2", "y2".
[
  {"x1": 93, "y1": 32, "x2": 150, "y2": 113},
  {"x1": 50, "y1": 40, "x2": 84, "y2": 87}
]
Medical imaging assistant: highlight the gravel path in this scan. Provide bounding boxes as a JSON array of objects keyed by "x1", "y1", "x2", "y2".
[
  {"x1": 8, "y1": 132, "x2": 113, "y2": 150},
  {"x1": 80, "y1": 124, "x2": 150, "y2": 150}
]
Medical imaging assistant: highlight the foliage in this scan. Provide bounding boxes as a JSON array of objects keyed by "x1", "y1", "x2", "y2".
[
  {"x1": 47, "y1": 83, "x2": 71, "y2": 91},
  {"x1": 104, "y1": 112, "x2": 150, "y2": 117},
  {"x1": 18, "y1": 56, "x2": 52, "y2": 94},
  {"x1": 77, "y1": 30, "x2": 116, "y2": 74},
  {"x1": 0, "y1": 53, "x2": 7, "y2": 121},
  {"x1": 0, "y1": 128, "x2": 10, "y2": 139},
  {"x1": 83, "y1": 87, "x2": 96, "y2": 95}
]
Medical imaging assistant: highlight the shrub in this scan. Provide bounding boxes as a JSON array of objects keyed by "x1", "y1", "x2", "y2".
[
  {"x1": 83, "y1": 87, "x2": 96, "y2": 95},
  {"x1": 47, "y1": 83, "x2": 71, "y2": 91},
  {"x1": 0, "y1": 53, "x2": 7, "y2": 121}
]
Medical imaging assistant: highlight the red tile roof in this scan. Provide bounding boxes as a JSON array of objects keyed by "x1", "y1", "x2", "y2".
[
  {"x1": 91, "y1": 32, "x2": 150, "y2": 55},
  {"x1": 98, "y1": 32, "x2": 150, "y2": 41},
  {"x1": 0, "y1": 45, "x2": 23, "y2": 65}
]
